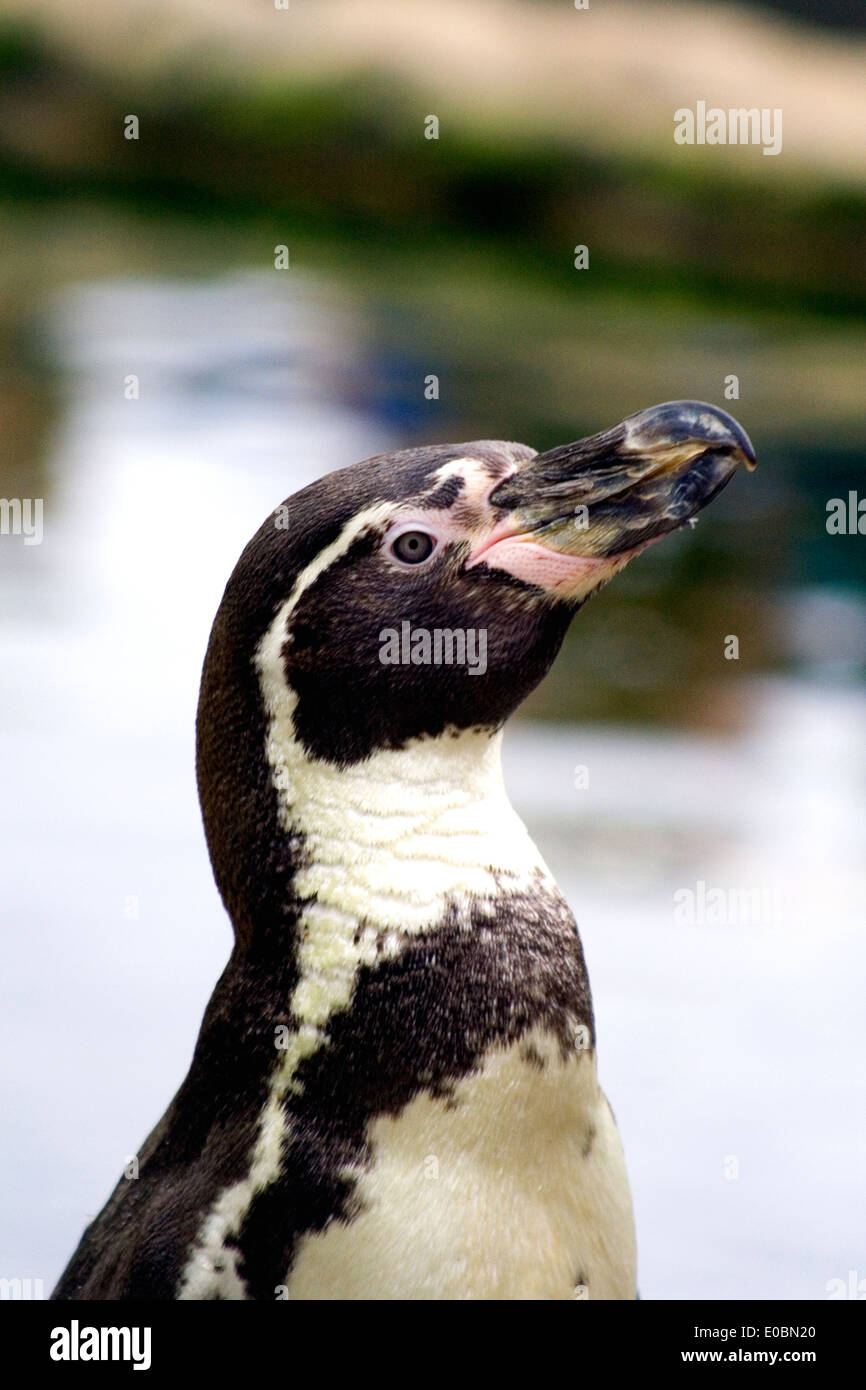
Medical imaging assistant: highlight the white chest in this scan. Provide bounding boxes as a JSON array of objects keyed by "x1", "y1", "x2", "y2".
[
  {"x1": 265, "y1": 724, "x2": 553, "y2": 1036},
  {"x1": 269, "y1": 724, "x2": 549, "y2": 924}
]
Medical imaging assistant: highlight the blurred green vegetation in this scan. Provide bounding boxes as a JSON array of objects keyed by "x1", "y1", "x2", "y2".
[{"x1": 0, "y1": 17, "x2": 864, "y2": 317}]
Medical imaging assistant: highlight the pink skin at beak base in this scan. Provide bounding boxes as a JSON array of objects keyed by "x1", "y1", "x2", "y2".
[{"x1": 466, "y1": 526, "x2": 652, "y2": 599}]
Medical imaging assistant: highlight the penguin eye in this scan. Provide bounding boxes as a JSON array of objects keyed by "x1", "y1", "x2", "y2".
[{"x1": 388, "y1": 529, "x2": 438, "y2": 566}]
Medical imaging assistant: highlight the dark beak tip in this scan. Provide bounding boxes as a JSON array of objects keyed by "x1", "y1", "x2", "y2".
[{"x1": 626, "y1": 399, "x2": 756, "y2": 469}]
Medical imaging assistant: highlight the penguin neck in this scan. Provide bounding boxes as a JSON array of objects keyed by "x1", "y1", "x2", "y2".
[
  {"x1": 264, "y1": 719, "x2": 549, "y2": 939},
  {"x1": 213, "y1": 714, "x2": 550, "y2": 1071},
  {"x1": 198, "y1": 604, "x2": 555, "y2": 956}
]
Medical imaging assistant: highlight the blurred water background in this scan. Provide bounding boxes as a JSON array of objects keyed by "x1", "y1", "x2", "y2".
[{"x1": 1, "y1": 0, "x2": 864, "y2": 1300}]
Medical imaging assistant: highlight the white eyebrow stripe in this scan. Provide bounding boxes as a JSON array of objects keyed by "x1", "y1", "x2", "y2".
[{"x1": 278, "y1": 502, "x2": 396, "y2": 626}]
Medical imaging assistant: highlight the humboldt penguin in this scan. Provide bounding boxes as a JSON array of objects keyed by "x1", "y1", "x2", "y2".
[{"x1": 52, "y1": 400, "x2": 755, "y2": 1301}]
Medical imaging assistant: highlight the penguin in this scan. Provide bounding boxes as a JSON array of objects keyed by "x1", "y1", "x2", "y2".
[{"x1": 52, "y1": 400, "x2": 755, "y2": 1301}]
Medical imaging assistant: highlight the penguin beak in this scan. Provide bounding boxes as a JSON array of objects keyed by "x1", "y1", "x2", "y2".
[{"x1": 470, "y1": 401, "x2": 755, "y2": 599}]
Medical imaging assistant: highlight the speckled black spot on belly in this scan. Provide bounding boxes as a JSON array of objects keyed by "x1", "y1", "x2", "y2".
[{"x1": 519, "y1": 1042, "x2": 547, "y2": 1070}]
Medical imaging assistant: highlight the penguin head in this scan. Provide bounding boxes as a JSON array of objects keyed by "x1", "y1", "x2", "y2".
[
  {"x1": 197, "y1": 401, "x2": 753, "y2": 934},
  {"x1": 227, "y1": 400, "x2": 753, "y2": 762}
]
